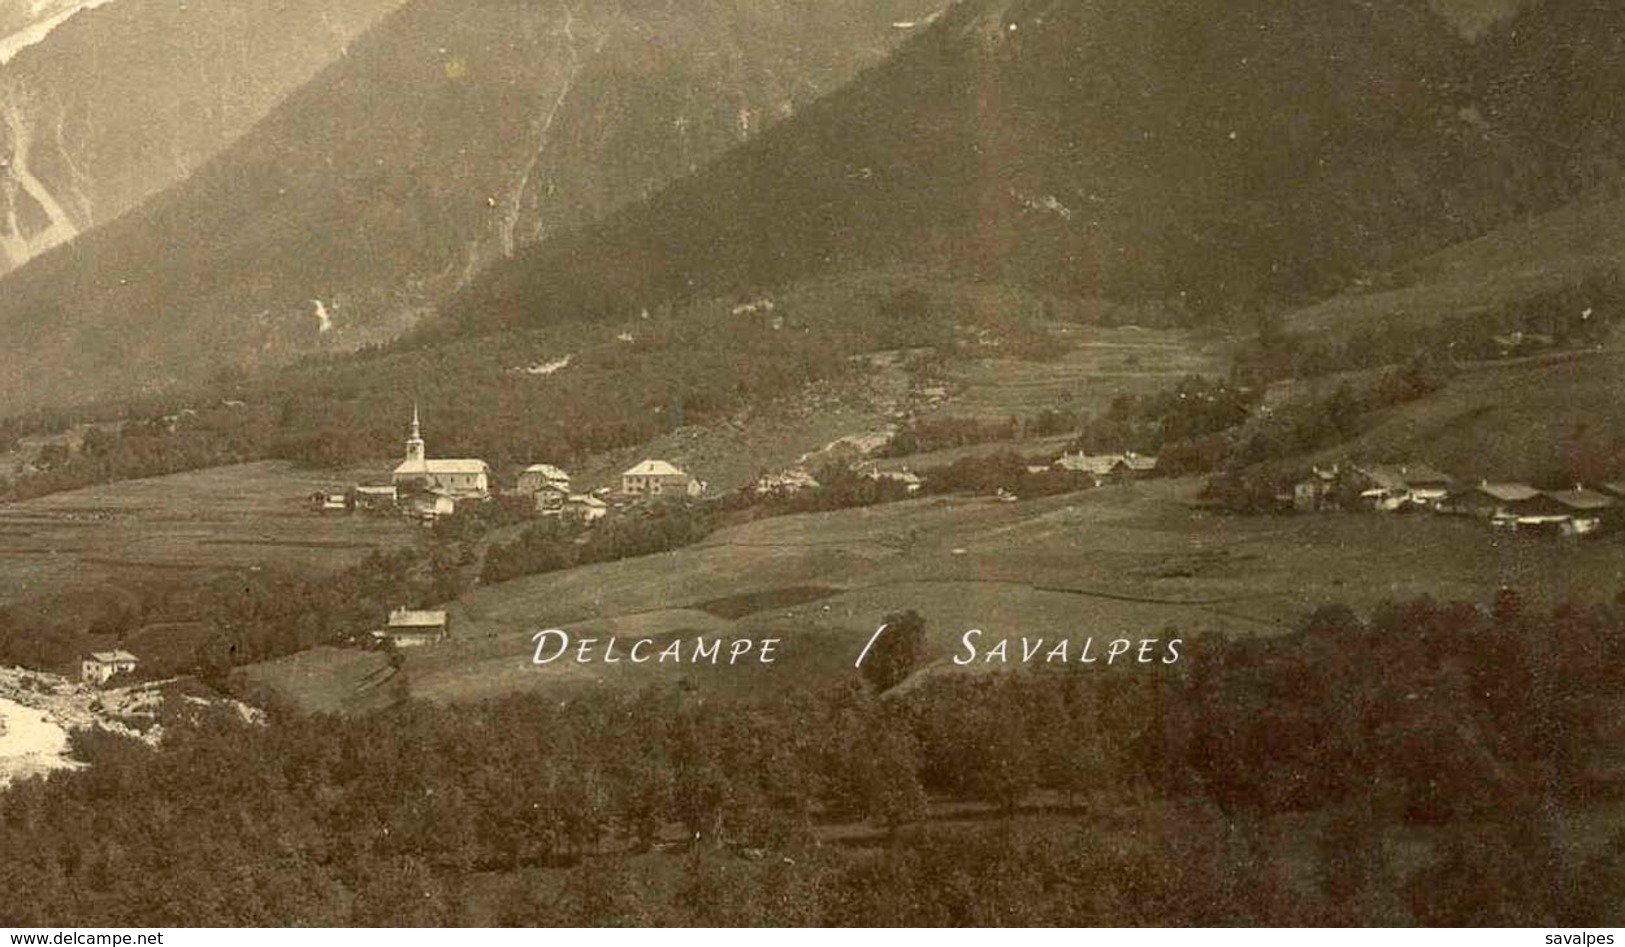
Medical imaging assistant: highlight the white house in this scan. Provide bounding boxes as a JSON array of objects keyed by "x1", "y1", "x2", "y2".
[
  {"x1": 391, "y1": 405, "x2": 490, "y2": 498},
  {"x1": 81, "y1": 650, "x2": 138, "y2": 686},
  {"x1": 621, "y1": 459, "x2": 704, "y2": 498}
]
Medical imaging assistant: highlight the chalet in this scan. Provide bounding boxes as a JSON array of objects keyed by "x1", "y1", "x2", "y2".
[
  {"x1": 1440, "y1": 482, "x2": 1541, "y2": 519},
  {"x1": 391, "y1": 406, "x2": 490, "y2": 498},
  {"x1": 375, "y1": 608, "x2": 449, "y2": 647},
  {"x1": 1350, "y1": 462, "x2": 1453, "y2": 511},
  {"x1": 1497, "y1": 492, "x2": 1574, "y2": 533},
  {"x1": 517, "y1": 464, "x2": 571, "y2": 496},
  {"x1": 621, "y1": 459, "x2": 704, "y2": 498},
  {"x1": 1547, "y1": 486, "x2": 1616, "y2": 536},
  {"x1": 81, "y1": 650, "x2": 138, "y2": 687}
]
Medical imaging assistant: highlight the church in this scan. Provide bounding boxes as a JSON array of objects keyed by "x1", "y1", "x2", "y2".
[{"x1": 391, "y1": 406, "x2": 490, "y2": 498}]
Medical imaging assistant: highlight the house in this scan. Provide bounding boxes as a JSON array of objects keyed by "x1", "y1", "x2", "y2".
[
  {"x1": 1292, "y1": 464, "x2": 1341, "y2": 512},
  {"x1": 857, "y1": 464, "x2": 924, "y2": 494},
  {"x1": 567, "y1": 494, "x2": 609, "y2": 522},
  {"x1": 1547, "y1": 486, "x2": 1616, "y2": 536},
  {"x1": 1498, "y1": 492, "x2": 1575, "y2": 533},
  {"x1": 517, "y1": 464, "x2": 571, "y2": 496},
  {"x1": 1053, "y1": 452, "x2": 1128, "y2": 482},
  {"x1": 375, "y1": 607, "x2": 449, "y2": 647},
  {"x1": 353, "y1": 484, "x2": 399, "y2": 511},
  {"x1": 81, "y1": 650, "x2": 138, "y2": 686},
  {"x1": 409, "y1": 491, "x2": 457, "y2": 522},
  {"x1": 754, "y1": 469, "x2": 820, "y2": 495},
  {"x1": 1122, "y1": 453, "x2": 1159, "y2": 476},
  {"x1": 391, "y1": 405, "x2": 490, "y2": 498},
  {"x1": 1440, "y1": 481, "x2": 1541, "y2": 519},
  {"x1": 310, "y1": 491, "x2": 349, "y2": 512},
  {"x1": 1053, "y1": 451, "x2": 1156, "y2": 485},
  {"x1": 621, "y1": 459, "x2": 704, "y2": 498},
  {"x1": 1350, "y1": 462, "x2": 1453, "y2": 511},
  {"x1": 534, "y1": 486, "x2": 568, "y2": 515}
]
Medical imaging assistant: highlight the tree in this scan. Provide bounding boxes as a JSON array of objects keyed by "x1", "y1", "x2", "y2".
[{"x1": 860, "y1": 610, "x2": 927, "y2": 693}]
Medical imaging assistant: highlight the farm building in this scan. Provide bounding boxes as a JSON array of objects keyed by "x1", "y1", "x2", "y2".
[
  {"x1": 376, "y1": 608, "x2": 449, "y2": 647},
  {"x1": 621, "y1": 459, "x2": 704, "y2": 498},
  {"x1": 517, "y1": 464, "x2": 571, "y2": 495},
  {"x1": 1052, "y1": 452, "x2": 1156, "y2": 486},
  {"x1": 391, "y1": 406, "x2": 490, "y2": 498},
  {"x1": 1350, "y1": 462, "x2": 1453, "y2": 511},
  {"x1": 1440, "y1": 482, "x2": 1541, "y2": 519},
  {"x1": 81, "y1": 650, "x2": 138, "y2": 687},
  {"x1": 1547, "y1": 487, "x2": 1616, "y2": 536}
]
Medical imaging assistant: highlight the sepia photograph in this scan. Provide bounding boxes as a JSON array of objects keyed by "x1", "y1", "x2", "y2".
[{"x1": 0, "y1": 0, "x2": 1623, "y2": 931}]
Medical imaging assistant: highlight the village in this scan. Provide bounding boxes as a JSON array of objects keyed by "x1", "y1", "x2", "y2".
[{"x1": 1285, "y1": 461, "x2": 1625, "y2": 537}]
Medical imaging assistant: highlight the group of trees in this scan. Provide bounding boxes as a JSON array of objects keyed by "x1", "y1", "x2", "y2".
[
  {"x1": 2, "y1": 589, "x2": 1622, "y2": 925},
  {"x1": 479, "y1": 500, "x2": 715, "y2": 586}
]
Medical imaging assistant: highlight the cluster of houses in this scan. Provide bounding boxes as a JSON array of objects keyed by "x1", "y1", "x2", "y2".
[
  {"x1": 1291, "y1": 461, "x2": 1624, "y2": 537},
  {"x1": 1047, "y1": 450, "x2": 1159, "y2": 485},
  {"x1": 310, "y1": 407, "x2": 705, "y2": 525}
]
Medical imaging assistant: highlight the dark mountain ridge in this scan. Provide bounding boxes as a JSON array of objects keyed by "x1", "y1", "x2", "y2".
[
  {"x1": 0, "y1": 0, "x2": 941, "y2": 413},
  {"x1": 440, "y1": 0, "x2": 1510, "y2": 340}
]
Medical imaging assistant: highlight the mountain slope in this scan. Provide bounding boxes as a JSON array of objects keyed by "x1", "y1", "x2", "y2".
[
  {"x1": 439, "y1": 0, "x2": 1519, "y2": 342},
  {"x1": 0, "y1": 0, "x2": 405, "y2": 273},
  {"x1": 0, "y1": 0, "x2": 940, "y2": 414}
]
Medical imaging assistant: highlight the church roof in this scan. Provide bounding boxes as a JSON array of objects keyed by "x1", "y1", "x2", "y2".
[
  {"x1": 524, "y1": 464, "x2": 570, "y2": 480},
  {"x1": 394, "y1": 458, "x2": 489, "y2": 476}
]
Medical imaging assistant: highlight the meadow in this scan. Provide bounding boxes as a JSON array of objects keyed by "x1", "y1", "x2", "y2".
[{"x1": 245, "y1": 479, "x2": 1625, "y2": 711}]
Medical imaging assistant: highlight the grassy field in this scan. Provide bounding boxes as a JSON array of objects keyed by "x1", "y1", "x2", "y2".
[
  {"x1": 243, "y1": 479, "x2": 1625, "y2": 710},
  {"x1": 932, "y1": 326, "x2": 1233, "y2": 422},
  {"x1": 0, "y1": 461, "x2": 415, "y2": 608},
  {"x1": 1310, "y1": 345, "x2": 1625, "y2": 483}
]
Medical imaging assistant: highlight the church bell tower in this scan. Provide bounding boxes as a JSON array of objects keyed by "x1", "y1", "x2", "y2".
[{"x1": 405, "y1": 403, "x2": 426, "y2": 464}]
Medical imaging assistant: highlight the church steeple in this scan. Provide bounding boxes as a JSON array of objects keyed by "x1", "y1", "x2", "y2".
[{"x1": 405, "y1": 402, "x2": 426, "y2": 464}]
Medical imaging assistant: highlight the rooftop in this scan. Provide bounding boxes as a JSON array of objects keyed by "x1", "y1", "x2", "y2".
[
  {"x1": 623, "y1": 459, "x2": 689, "y2": 478},
  {"x1": 388, "y1": 608, "x2": 448, "y2": 629}
]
